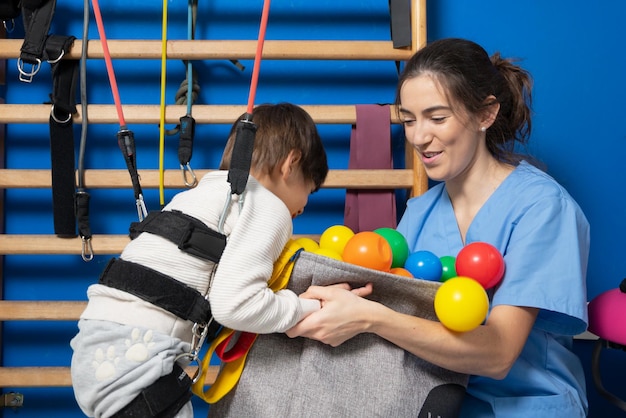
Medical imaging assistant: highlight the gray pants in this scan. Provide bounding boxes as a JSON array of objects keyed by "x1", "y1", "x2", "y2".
[{"x1": 70, "y1": 319, "x2": 192, "y2": 418}]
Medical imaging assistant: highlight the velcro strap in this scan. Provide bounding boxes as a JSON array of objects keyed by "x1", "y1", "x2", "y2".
[
  {"x1": 129, "y1": 210, "x2": 227, "y2": 263},
  {"x1": 99, "y1": 258, "x2": 216, "y2": 326},
  {"x1": 112, "y1": 363, "x2": 192, "y2": 418}
]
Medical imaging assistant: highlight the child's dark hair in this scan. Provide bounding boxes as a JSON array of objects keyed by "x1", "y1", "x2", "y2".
[
  {"x1": 220, "y1": 103, "x2": 328, "y2": 191},
  {"x1": 395, "y1": 38, "x2": 533, "y2": 165}
]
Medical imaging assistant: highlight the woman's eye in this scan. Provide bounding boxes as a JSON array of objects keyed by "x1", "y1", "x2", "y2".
[
  {"x1": 402, "y1": 119, "x2": 416, "y2": 126},
  {"x1": 431, "y1": 116, "x2": 447, "y2": 123}
]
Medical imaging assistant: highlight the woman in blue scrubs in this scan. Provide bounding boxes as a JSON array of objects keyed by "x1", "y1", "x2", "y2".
[{"x1": 287, "y1": 38, "x2": 590, "y2": 417}]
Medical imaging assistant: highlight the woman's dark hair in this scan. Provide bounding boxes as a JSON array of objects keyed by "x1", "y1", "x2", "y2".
[
  {"x1": 395, "y1": 38, "x2": 533, "y2": 165},
  {"x1": 220, "y1": 103, "x2": 328, "y2": 191}
]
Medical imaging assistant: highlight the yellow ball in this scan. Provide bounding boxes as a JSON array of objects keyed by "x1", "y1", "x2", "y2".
[
  {"x1": 319, "y1": 225, "x2": 354, "y2": 255},
  {"x1": 434, "y1": 276, "x2": 489, "y2": 332},
  {"x1": 295, "y1": 237, "x2": 319, "y2": 252},
  {"x1": 313, "y1": 247, "x2": 343, "y2": 261}
]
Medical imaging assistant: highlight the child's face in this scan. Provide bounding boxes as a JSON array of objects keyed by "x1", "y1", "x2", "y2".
[{"x1": 274, "y1": 167, "x2": 315, "y2": 219}]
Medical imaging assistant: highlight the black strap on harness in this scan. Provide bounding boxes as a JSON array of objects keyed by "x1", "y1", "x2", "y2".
[
  {"x1": 111, "y1": 363, "x2": 193, "y2": 418},
  {"x1": 129, "y1": 210, "x2": 227, "y2": 263},
  {"x1": 48, "y1": 34, "x2": 79, "y2": 237},
  {"x1": 99, "y1": 258, "x2": 221, "y2": 331},
  {"x1": 227, "y1": 114, "x2": 257, "y2": 195}
]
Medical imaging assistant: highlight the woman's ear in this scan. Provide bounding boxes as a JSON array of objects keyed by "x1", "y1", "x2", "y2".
[{"x1": 480, "y1": 95, "x2": 500, "y2": 130}]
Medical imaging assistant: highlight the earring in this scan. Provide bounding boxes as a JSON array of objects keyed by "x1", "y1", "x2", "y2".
[{"x1": 480, "y1": 126, "x2": 486, "y2": 132}]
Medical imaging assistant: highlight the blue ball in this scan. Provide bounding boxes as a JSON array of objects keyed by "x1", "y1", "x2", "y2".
[{"x1": 404, "y1": 250, "x2": 442, "y2": 281}]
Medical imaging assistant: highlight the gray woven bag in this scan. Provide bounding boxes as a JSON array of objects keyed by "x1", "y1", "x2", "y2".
[{"x1": 210, "y1": 251, "x2": 468, "y2": 418}]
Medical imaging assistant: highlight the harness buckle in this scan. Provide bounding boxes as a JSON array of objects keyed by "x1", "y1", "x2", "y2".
[
  {"x1": 47, "y1": 48, "x2": 65, "y2": 64},
  {"x1": 17, "y1": 57, "x2": 41, "y2": 83},
  {"x1": 50, "y1": 104, "x2": 73, "y2": 124}
]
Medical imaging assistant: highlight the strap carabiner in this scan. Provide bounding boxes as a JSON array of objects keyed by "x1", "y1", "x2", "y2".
[
  {"x1": 3, "y1": 19, "x2": 15, "y2": 33},
  {"x1": 17, "y1": 57, "x2": 41, "y2": 83},
  {"x1": 180, "y1": 163, "x2": 197, "y2": 188},
  {"x1": 46, "y1": 48, "x2": 65, "y2": 64},
  {"x1": 81, "y1": 236, "x2": 94, "y2": 262}
]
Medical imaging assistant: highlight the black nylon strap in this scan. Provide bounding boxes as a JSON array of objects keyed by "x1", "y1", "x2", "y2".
[
  {"x1": 227, "y1": 116, "x2": 256, "y2": 195},
  {"x1": 389, "y1": 0, "x2": 411, "y2": 49},
  {"x1": 20, "y1": 0, "x2": 56, "y2": 65},
  {"x1": 49, "y1": 113, "x2": 76, "y2": 236},
  {"x1": 129, "y1": 210, "x2": 227, "y2": 263},
  {"x1": 111, "y1": 363, "x2": 192, "y2": 418},
  {"x1": 99, "y1": 258, "x2": 218, "y2": 327},
  {"x1": 48, "y1": 35, "x2": 78, "y2": 237}
]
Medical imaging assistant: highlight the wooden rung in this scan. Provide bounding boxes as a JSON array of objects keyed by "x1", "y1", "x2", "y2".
[
  {"x1": 0, "y1": 234, "x2": 325, "y2": 255},
  {"x1": 0, "y1": 366, "x2": 220, "y2": 388},
  {"x1": 0, "y1": 169, "x2": 414, "y2": 189},
  {"x1": 0, "y1": 301, "x2": 86, "y2": 320},
  {"x1": 0, "y1": 104, "x2": 401, "y2": 125},
  {"x1": 0, "y1": 234, "x2": 129, "y2": 255},
  {"x1": 0, "y1": 39, "x2": 413, "y2": 61}
]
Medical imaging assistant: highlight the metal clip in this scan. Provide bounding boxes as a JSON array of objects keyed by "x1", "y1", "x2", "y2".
[
  {"x1": 136, "y1": 194, "x2": 148, "y2": 222},
  {"x1": 2, "y1": 392, "x2": 24, "y2": 409},
  {"x1": 2, "y1": 19, "x2": 15, "y2": 33},
  {"x1": 17, "y1": 58, "x2": 41, "y2": 83},
  {"x1": 180, "y1": 163, "x2": 198, "y2": 188},
  {"x1": 81, "y1": 236, "x2": 94, "y2": 262}
]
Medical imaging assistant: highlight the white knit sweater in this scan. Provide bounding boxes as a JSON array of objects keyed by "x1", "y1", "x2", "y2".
[{"x1": 80, "y1": 171, "x2": 320, "y2": 342}]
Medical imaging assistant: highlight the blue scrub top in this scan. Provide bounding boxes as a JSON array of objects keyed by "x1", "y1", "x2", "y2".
[{"x1": 397, "y1": 161, "x2": 589, "y2": 418}]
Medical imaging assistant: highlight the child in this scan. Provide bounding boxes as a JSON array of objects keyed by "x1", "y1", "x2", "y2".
[{"x1": 70, "y1": 103, "x2": 329, "y2": 418}]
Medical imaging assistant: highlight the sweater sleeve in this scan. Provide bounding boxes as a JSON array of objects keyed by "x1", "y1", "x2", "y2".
[{"x1": 208, "y1": 180, "x2": 320, "y2": 333}]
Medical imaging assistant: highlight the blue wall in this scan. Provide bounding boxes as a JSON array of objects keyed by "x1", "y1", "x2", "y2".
[{"x1": 2, "y1": 0, "x2": 626, "y2": 416}]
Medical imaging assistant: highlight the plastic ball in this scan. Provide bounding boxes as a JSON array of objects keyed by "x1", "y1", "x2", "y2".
[
  {"x1": 439, "y1": 255, "x2": 457, "y2": 282},
  {"x1": 404, "y1": 250, "x2": 442, "y2": 281},
  {"x1": 374, "y1": 227, "x2": 410, "y2": 268},
  {"x1": 389, "y1": 267, "x2": 414, "y2": 278},
  {"x1": 313, "y1": 247, "x2": 343, "y2": 261},
  {"x1": 319, "y1": 225, "x2": 355, "y2": 255},
  {"x1": 342, "y1": 231, "x2": 393, "y2": 271},
  {"x1": 434, "y1": 276, "x2": 489, "y2": 332},
  {"x1": 295, "y1": 237, "x2": 319, "y2": 252},
  {"x1": 455, "y1": 242, "x2": 505, "y2": 289}
]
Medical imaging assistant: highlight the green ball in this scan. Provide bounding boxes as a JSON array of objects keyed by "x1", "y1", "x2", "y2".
[
  {"x1": 373, "y1": 227, "x2": 409, "y2": 269},
  {"x1": 439, "y1": 255, "x2": 457, "y2": 282}
]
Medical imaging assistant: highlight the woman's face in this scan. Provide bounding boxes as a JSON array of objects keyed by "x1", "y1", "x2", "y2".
[{"x1": 399, "y1": 74, "x2": 486, "y2": 183}]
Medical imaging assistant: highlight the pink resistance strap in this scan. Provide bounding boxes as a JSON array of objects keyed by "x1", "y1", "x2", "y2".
[{"x1": 344, "y1": 104, "x2": 397, "y2": 232}]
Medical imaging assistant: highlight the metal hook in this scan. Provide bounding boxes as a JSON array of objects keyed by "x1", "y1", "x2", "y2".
[
  {"x1": 180, "y1": 163, "x2": 198, "y2": 188},
  {"x1": 17, "y1": 58, "x2": 41, "y2": 83},
  {"x1": 47, "y1": 49, "x2": 65, "y2": 64},
  {"x1": 2, "y1": 19, "x2": 15, "y2": 33},
  {"x1": 81, "y1": 236, "x2": 94, "y2": 262}
]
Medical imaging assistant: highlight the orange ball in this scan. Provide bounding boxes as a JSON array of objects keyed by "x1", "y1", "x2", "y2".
[
  {"x1": 342, "y1": 231, "x2": 393, "y2": 272},
  {"x1": 390, "y1": 267, "x2": 414, "y2": 278}
]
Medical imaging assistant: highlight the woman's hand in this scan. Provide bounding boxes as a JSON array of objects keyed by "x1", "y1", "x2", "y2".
[{"x1": 287, "y1": 283, "x2": 374, "y2": 346}]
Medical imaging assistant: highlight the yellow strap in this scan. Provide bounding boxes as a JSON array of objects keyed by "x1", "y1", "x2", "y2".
[{"x1": 192, "y1": 239, "x2": 301, "y2": 403}]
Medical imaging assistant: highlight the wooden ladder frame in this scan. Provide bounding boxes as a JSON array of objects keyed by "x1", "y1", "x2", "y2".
[{"x1": 0, "y1": 0, "x2": 427, "y2": 389}]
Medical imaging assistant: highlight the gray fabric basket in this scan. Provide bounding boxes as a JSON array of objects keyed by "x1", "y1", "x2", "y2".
[{"x1": 209, "y1": 251, "x2": 468, "y2": 418}]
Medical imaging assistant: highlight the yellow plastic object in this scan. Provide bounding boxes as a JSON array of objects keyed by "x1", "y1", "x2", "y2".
[{"x1": 192, "y1": 239, "x2": 301, "y2": 403}]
